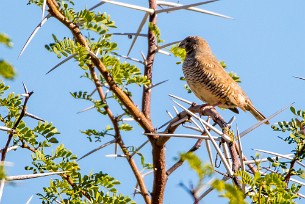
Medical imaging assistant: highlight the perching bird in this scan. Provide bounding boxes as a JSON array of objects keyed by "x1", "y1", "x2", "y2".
[{"x1": 179, "y1": 36, "x2": 269, "y2": 124}]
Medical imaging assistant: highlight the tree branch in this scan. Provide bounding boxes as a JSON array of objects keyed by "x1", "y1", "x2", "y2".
[
  {"x1": 228, "y1": 141, "x2": 242, "y2": 189},
  {"x1": 157, "y1": 105, "x2": 226, "y2": 146},
  {"x1": 88, "y1": 65, "x2": 151, "y2": 204},
  {"x1": 166, "y1": 139, "x2": 203, "y2": 176},
  {"x1": 60, "y1": 173, "x2": 92, "y2": 201},
  {"x1": 46, "y1": 0, "x2": 154, "y2": 134},
  {"x1": 142, "y1": 0, "x2": 158, "y2": 120},
  {"x1": 1, "y1": 90, "x2": 33, "y2": 161},
  {"x1": 284, "y1": 143, "x2": 305, "y2": 184},
  {"x1": 151, "y1": 142, "x2": 167, "y2": 204}
]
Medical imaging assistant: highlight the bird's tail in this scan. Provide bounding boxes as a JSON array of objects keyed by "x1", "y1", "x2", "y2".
[{"x1": 246, "y1": 103, "x2": 270, "y2": 125}]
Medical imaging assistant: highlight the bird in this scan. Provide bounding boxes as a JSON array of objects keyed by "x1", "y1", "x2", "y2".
[{"x1": 178, "y1": 36, "x2": 269, "y2": 124}]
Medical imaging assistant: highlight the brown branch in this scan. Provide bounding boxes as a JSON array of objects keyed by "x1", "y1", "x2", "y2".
[
  {"x1": 141, "y1": 4, "x2": 164, "y2": 201},
  {"x1": 60, "y1": 173, "x2": 92, "y2": 201},
  {"x1": 157, "y1": 105, "x2": 226, "y2": 146},
  {"x1": 245, "y1": 159, "x2": 257, "y2": 174},
  {"x1": 284, "y1": 143, "x2": 305, "y2": 183},
  {"x1": 166, "y1": 139, "x2": 203, "y2": 176},
  {"x1": 46, "y1": 0, "x2": 154, "y2": 134},
  {"x1": 1, "y1": 90, "x2": 33, "y2": 161},
  {"x1": 20, "y1": 141, "x2": 36, "y2": 153},
  {"x1": 235, "y1": 143, "x2": 257, "y2": 174},
  {"x1": 88, "y1": 65, "x2": 151, "y2": 204},
  {"x1": 160, "y1": 104, "x2": 244, "y2": 191},
  {"x1": 142, "y1": 0, "x2": 158, "y2": 120},
  {"x1": 228, "y1": 141, "x2": 242, "y2": 189},
  {"x1": 151, "y1": 142, "x2": 167, "y2": 204},
  {"x1": 19, "y1": 133, "x2": 93, "y2": 201},
  {"x1": 46, "y1": 1, "x2": 154, "y2": 203}
]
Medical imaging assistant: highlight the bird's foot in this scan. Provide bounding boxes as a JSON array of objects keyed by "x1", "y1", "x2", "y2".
[
  {"x1": 198, "y1": 104, "x2": 214, "y2": 117},
  {"x1": 191, "y1": 102, "x2": 197, "y2": 107}
]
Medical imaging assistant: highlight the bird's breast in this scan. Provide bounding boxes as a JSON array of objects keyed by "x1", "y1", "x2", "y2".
[{"x1": 182, "y1": 59, "x2": 233, "y2": 106}]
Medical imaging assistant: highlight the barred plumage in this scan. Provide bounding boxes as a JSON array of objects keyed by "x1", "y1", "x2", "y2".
[{"x1": 179, "y1": 36, "x2": 269, "y2": 124}]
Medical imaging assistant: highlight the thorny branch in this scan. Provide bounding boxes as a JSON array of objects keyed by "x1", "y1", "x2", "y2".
[
  {"x1": 139, "y1": 0, "x2": 170, "y2": 203},
  {"x1": 0, "y1": 84, "x2": 94, "y2": 201},
  {"x1": 1, "y1": 87, "x2": 33, "y2": 161},
  {"x1": 166, "y1": 139, "x2": 203, "y2": 176},
  {"x1": 142, "y1": 0, "x2": 157, "y2": 120},
  {"x1": 45, "y1": 0, "x2": 157, "y2": 202},
  {"x1": 60, "y1": 173, "x2": 92, "y2": 201},
  {"x1": 284, "y1": 144, "x2": 305, "y2": 184},
  {"x1": 44, "y1": 1, "x2": 254, "y2": 203},
  {"x1": 159, "y1": 104, "x2": 244, "y2": 197},
  {"x1": 88, "y1": 65, "x2": 151, "y2": 204},
  {"x1": 46, "y1": 0, "x2": 155, "y2": 133},
  {"x1": 158, "y1": 104, "x2": 227, "y2": 146}
]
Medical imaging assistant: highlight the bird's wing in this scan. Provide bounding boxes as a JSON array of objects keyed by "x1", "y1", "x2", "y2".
[{"x1": 198, "y1": 55, "x2": 249, "y2": 110}]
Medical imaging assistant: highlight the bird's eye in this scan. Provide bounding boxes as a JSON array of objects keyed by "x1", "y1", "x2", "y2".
[{"x1": 186, "y1": 39, "x2": 191, "y2": 43}]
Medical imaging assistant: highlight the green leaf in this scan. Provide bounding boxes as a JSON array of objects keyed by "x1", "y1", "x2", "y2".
[
  {"x1": 148, "y1": 22, "x2": 163, "y2": 43},
  {"x1": 0, "y1": 60, "x2": 16, "y2": 79},
  {"x1": 0, "y1": 33, "x2": 13, "y2": 47},
  {"x1": 119, "y1": 124, "x2": 133, "y2": 131},
  {"x1": 220, "y1": 61, "x2": 227, "y2": 69},
  {"x1": 290, "y1": 106, "x2": 296, "y2": 115},
  {"x1": 180, "y1": 152, "x2": 213, "y2": 180},
  {"x1": 49, "y1": 137, "x2": 59, "y2": 143},
  {"x1": 170, "y1": 45, "x2": 186, "y2": 62},
  {"x1": 228, "y1": 71, "x2": 241, "y2": 83}
]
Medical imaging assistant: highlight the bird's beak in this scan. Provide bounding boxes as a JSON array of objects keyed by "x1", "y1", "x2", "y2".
[{"x1": 178, "y1": 40, "x2": 185, "y2": 48}]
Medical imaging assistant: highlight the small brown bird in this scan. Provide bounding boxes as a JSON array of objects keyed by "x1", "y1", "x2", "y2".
[{"x1": 179, "y1": 36, "x2": 269, "y2": 124}]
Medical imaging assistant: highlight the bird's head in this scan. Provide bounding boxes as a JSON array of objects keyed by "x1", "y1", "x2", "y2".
[{"x1": 178, "y1": 36, "x2": 210, "y2": 54}]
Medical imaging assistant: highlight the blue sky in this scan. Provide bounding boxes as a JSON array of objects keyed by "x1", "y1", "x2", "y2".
[{"x1": 1, "y1": 0, "x2": 305, "y2": 203}]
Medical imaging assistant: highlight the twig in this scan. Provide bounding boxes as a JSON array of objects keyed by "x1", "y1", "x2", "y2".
[
  {"x1": 0, "y1": 126, "x2": 15, "y2": 133},
  {"x1": 130, "y1": 139, "x2": 150, "y2": 158},
  {"x1": 197, "y1": 176, "x2": 230, "y2": 202},
  {"x1": 169, "y1": 94, "x2": 192, "y2": 105},
  {"x1": 293, "y1": 76, "x2": 305, "y2": 80},
  {"x1": 127, "y1": 13, "x2": 149, "y2": 56},
  {"x1": 167, "y1": 139, "x2": 203, "y2": 176},
  {"x1": 42, "y1": 0, "x2": 47, "y2": 20},
  {"x1": 145, "y1": 133, "x2": 221, "y2": 140},
  {"x1": 284, "y1": 144, "x2": 305, "y2": 183},
  {"x1": 87, "y1": 64, "x2": 151, "y2": 203},
  {"x1": 78, "y1": 139, "x2": 116, "y2": 161},
  {"x1": 205, "y1": 140, "x2": 213, "y2": 168},
  {"x1": 102, "y1": 0, "x2": 154, "y2": 14},
  {"x1": 199, "y1": 120, "x2": 233, "y2": 176},
  {"x1": 6, "y1": 171, "x2": 66, "y2": 181},
  {"x1": 0, "y1": 179, "x2": 5, "y2": 203},
  {"x1": 253, "y1": 149, "x2": 305, "y2": 168},
  {"x1": 112, "y1": 52, "x2": 144, "y2": 64},
  {"x1": 19, "y1": 14, "x2": 51, "y2": 57},
  {"x1": 25, "y1": 112, "x2": 45, "y2": 122},
  {"x1": 112, "y1": 32, "x2": 148, "y2": 37},
  {"x1": 236, "y1": 127, "x2": 246, "y2": 192},
  {"x1": 25, "y1": 195, "x2": 33, "y2": 204},
  {"x1": 0, "y1": 145, "x2": 18, "y2": 153},
  {"x1": 1, "y1": 84, "x2": 33, "y2": 161},
  {"x1": 46, "y1": 53, "x2": 77, "y2": 74},
  {"x1": 156, "y1": 1, "x2": 232, "y2": 19},
  {"x1": 239, "y1": 103, "x2": 293, "y2": 138},
  {"x1": 157, "y1": 41, "x2": 181, "y2": 51},
  {"x1": 222, "y1": 142, "x2": 231, "y2": 168},
  {"x1": 147, "y1": 79, "x2": 169, "y2": 90},
  {"x1": 156, "y1": 0, "x2": 220, "y2": 14}
]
